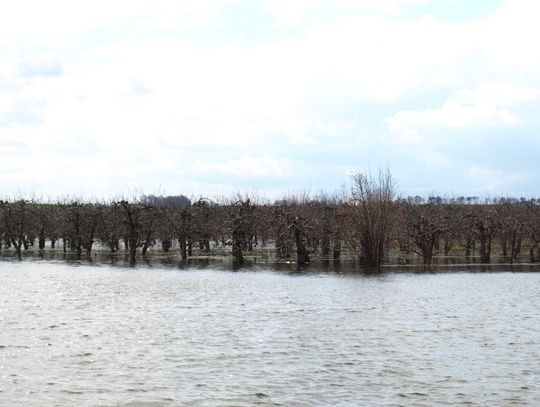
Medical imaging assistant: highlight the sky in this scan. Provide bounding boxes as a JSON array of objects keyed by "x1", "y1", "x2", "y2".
[{"x1": 1, "y1": 0, "x2": 539, "y2": 199}]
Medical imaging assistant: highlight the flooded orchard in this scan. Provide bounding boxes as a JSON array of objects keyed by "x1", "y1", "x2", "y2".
[{"x1": 0, "y1": 261, "x2": 539, "y2": 406}]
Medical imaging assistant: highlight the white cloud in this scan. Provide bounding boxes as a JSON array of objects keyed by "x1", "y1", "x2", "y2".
[
  {"x1": 263, "y1": 0, "x2": 431, "y2": 26},
  {"x1": 454, "y1": 82, "x2": 538, "y2": 108},
  {"x1": 0, "y1": 1, "x2": 234, "y2": 46},
  {"x1": 1, "y1": 0, "x2": 540, "y2": 197},
  {"x1": 194, "y1": 155, "x2": 290, "y2": 177},
  {"x1": 18, "y1": 58, "x2": 63, "y2": 78},
  {"x1": 469, "y1": 166, "x2": 528, "y2": 192},
  {"x1": 388, "y1": 82, "x2": 538, "y2": 131},
  {"x1": 335, "y1": 0, "x2": 430, "y2": 13},
  {"x1": 262, "y1": 0, "x2": 321, "y2": 26},
  {"x1": 477, "y1": 0, "x2": 540, "y2": 71},
  {"x1": 0, "y1": 100, "x2": 43, "y2": 127}
]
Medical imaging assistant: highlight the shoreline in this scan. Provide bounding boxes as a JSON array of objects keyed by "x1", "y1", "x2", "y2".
[{"x1": 2, "y1": 249, "x2": 540, "y2": 273}]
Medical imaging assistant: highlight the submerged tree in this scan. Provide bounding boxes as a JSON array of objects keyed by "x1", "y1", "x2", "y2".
[
  {"x1": 3, "y1": 175, "x2": 540, "y2": 270},
  {"x1": 224, "y1": 196, "x2": 256, "y2": 266},
  {"x1": 398, "y1": 198, "x2": 447, "y2": 268},
  {"x1": 521, "y1": 201, "x2": 540, "y2": 262},
  {"x1": 343, "y1": 168, "x2": 395, "y2": 269},
  {"x1": 0, "y1": 200, "x2": 31, "y2": 257},
  {"x1": 113, "y1": 200, "x2": 152, "y2": 264},
  {"x1": 289, "y1": 215, "x2": 312, "y2": 265},
  {"x1": 465, "y1": 204, "x2": 500, "y2": 264},
  {"x1": 273, "y1": 201, "x2": 294, "y2": 260}
]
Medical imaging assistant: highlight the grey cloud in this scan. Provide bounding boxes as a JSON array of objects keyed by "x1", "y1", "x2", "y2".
[{"x1": 18, "y1": 58, "x2": 63, "y2": 77}]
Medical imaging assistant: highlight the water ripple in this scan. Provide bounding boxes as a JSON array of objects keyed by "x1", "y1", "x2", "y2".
[{"x1": 0, "y1": 262, "x2": 539, "y2": 406}]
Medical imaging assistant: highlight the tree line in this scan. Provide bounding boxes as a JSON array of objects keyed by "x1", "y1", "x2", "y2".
[{"x1": 2, "y1": 170, "x2": 540, "y2": 269}]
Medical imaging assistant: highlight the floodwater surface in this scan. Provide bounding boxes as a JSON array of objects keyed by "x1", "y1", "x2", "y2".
[{"x1": 0, "y1": 261, "x2": 539, "y2": 406}]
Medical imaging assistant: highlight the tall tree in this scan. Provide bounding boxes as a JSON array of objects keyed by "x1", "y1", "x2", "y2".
[{"x1": 343, "y1": 168, "x2": 395, "y2": 269}]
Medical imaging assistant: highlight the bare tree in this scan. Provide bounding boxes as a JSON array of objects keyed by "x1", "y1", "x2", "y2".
[
  {"x1": 465, "y1": 204, "x2": 500, "y2": 264},
  {"x1": 114, "y1": 200, "x2": 152, "y2": 264},
  {"x1": 273, "y1": 201, "x2": 294, "y2": 260},
  {"x1": 398, "y1": 198, "x2": 447, "y2": 268},
  {"x1": 343, "y1": 168, "x2": 395, "y2": 269},
  {"x1": 522, "y1": 201, "x2": 540, "y2": 262},
  {"x1": 0, "y1": 200, "x2": 31, "y2": 257},
  {"x1": 157, "y1": 202, "x2": 193, "y2": 261},
  {"x1": 222, "y1": 196, "x2": 256, "y2": 266}
]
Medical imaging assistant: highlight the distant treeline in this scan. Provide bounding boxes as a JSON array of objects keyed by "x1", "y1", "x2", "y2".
[{"x1": 2, "y1": 171, "x2": 540, "y2": 269}]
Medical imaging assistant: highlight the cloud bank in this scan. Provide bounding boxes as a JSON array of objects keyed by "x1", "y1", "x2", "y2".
[{"x1": 0, "y1": 0, "x2": 539, "y2": 198}]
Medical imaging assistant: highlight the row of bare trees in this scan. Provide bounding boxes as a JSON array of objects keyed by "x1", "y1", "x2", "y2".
[
  {"x1": 2, "y1": 173, "x2": 540, "y2": 269},
  {"x1": 393, "y1": 196, "x2": 540, "y2": 267}
]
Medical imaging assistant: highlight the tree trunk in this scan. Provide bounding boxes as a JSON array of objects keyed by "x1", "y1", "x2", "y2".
[
  {"x1": 321, "y1": 233, "x2": 330, "y2": 257},
  {"x1": 294, "y1": 228, "x2": 309, "y2": 266},
  {"x1": 332, "y1": 239, "x2": 341, "y2": 260},
  {"x1": 479, "y1": 234, "x2": 491, "y2": 264},
  {"x1": 232, "y1": 229, "x2": 244, "y2": 266},
  {"x1": 444, "y1": 238, "x2": 452, "y2": 256},
  {"x1": 179, "y1": 235, "x2": 187, "y2": 261},
  {"x1": 162, "y1": 239, "x2": 172, "y2": 252},
  {"x1": 501, "y1": 238, "x2": 508, "y2": 257},
  {"x1": 39, "y1": 227, "x2": 46, "y2": 249},
  {"x1": 529, "y1": 244, "x2": 537, "y2": 263},
  {"x1": 465, "y1": 238, "x2": 474, "y2": 257}
]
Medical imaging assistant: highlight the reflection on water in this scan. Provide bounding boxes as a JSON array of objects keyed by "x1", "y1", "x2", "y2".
[
  {"x1": 0, "y1": 260, "x2": 539, "y2": 406},
  {"x1": 3, "y1": 249, "x2": 540, "y2": 273}
]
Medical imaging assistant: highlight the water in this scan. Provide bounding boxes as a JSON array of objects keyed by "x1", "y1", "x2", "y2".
[{"x1": 1, "y1": 261, "x2": 539, "y2": 406}]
